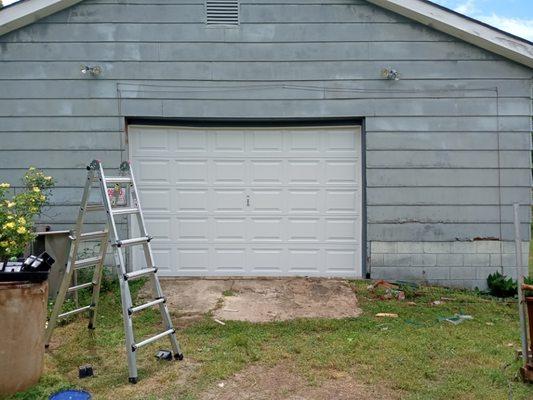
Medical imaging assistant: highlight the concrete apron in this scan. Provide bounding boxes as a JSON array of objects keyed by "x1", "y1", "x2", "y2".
[{"x1": 146, "y1": 277, "x2": 361, "y2": 323}]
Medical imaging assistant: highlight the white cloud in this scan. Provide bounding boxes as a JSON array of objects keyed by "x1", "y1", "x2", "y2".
[
  {"x1": 454, "y1": 0, "x2": 477, "y2": 15},
  {"x1": 478, "y1": 14, "x2": 533, "y2": 41}
]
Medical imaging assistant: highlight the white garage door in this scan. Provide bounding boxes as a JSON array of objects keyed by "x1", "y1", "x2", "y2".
[{"x1": 129, "y1": 125, "x2": 362, "y2": 278}]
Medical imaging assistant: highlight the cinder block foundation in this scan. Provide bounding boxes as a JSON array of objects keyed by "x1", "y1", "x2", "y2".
[{"x1": 370, "y1": 241, "x2": 529, "y2": 289}]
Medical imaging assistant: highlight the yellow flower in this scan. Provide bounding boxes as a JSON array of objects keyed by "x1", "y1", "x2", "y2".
[
  {"x1": 30, "y1": 207, "x2": 38, "y2": 213},
  {"x1": 3, "y1": 222, "x2": 15, "y2": 229},
  {"x1": 32, "y1": 187, "x2": 40, "y2": 193},
  {"x1": 29, "y1": 167, "x2": 35, "y2": 171},
  {"x1": 6, "y1": 201, "x2": 15, "y2": 208},
  {"x1": 0, "y1": 241, "x2": 8, "y2": 247},
  {"x1": 18, "y1": 217, "x2": 26, "y2": 224},
  {"x1": 40, "y1": 195, "x2": 46, "y2": 201},
  {"x1": 16, "y1": 226, "x2": 27, "y2": 234},
  {"x1": 45, "y1": 176, "x2": 52, "y2": 181},
  {"x1": 0, "y1": 183, "x2": 9, "y2": 188},
  {"x1": 7, "y1": 215, "x2": 13, "y2": 220}
]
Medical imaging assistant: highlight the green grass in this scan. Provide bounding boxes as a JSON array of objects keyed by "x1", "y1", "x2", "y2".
[{"x1": 5, "y1": 279, "x2": 533, "y2": 400}]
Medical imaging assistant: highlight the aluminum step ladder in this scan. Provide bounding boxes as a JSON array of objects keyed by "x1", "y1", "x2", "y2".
[{"x1": 45, "y1": 160, "x2": 183, "y2": 384}]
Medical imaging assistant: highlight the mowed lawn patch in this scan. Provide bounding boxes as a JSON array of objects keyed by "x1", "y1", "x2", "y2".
[{"x1": 5, "y1": 279, "x2": 533, "y2": 400}]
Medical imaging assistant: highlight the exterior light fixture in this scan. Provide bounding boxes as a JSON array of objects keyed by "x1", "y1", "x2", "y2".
[
  {"x1": 382, "y1": 68, "x2": 400, "y2": 81},
  {"x1": 80, "y1": 65, "x2": 102, "y2": 76}
]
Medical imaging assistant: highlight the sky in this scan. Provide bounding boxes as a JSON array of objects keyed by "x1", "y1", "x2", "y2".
[{"x1": 2, "y1": 0, "x2": 533, "y2": 41}]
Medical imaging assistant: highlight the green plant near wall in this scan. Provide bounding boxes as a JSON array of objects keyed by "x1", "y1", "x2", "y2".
[{"x1": 0, "y1": 167, "x2": 55, "y2": 261}]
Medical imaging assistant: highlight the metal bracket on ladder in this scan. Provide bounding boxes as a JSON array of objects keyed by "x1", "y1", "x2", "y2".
[{"x1": 45, "y1": 160, "x2": 183, "y2": 383}]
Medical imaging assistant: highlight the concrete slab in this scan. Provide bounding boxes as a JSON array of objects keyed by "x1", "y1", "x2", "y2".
[{"x1": 152, "y1": 277, "x2": 361, "y2": 323}]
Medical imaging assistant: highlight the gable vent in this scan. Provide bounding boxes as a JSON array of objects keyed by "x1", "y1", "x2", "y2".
[{"x1": 206, "y1": 0, "x2": 239, "y2": 26}]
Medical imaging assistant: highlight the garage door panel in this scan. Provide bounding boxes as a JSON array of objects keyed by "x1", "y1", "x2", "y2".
[
  {"x1": 140, "y1": 189, "x2": 171, "y2": 212},
  {"x1": 325, "y1": 190, "x2": 358, "y2": 213},
  {"x1": 176, "y1": 130, "x2": 208, "y2": 153},
  {"x1": 213, "y1": 189, "x2": 246, "y2": 212},
  {"x1": 250, "y1": 189, "x2": 284, "y2": 213},
  {"x1": 251, "y1": 131, "x2": 283, "y2": 153},
  {"x1": 250, "y1": 218, "x2": 283, "y2": 242},
  {"x1": 178, "y1": 218, "x2": 209, "y2": 242},
  {"x1": 176, "y1": 189, "x2": 209, "y2": 212},
  {"x1": 288, "y1": 190, "x2": 321, "y2": 213},
  {"x1": 288, "y1": 249, "x2": 321, "y2": 273},
  {"x1": 130, "y1": 125, "x2": 362, "y2": 278},
  {"x1": 214, "y1": 132, "x2": 245, "y2": 152},
  {"x1": 214, "y1": 248, "x2": 246, "y2": 272},
  {"x1": 213, "y1": 160, "x2": 246, "y2": 184},
  {"x1": 177, "y1": 248, "x2": 209, "y2": 273},
  {"x1": 250, "y1": 248, "x2": 283, "y2": 273},
  {"x1": 288, "y1": 160, "x2": 322, "y2": 184},
  {"x1": 138, "y1": 160, "x2": 172, "y2": 184},
  {"x1": 288, "y1": 130, "x2": 321, "y2": 153},
  {"x1": 144, "y1": 217, "x2": 172, "y2": 241},
  {"x1": 250, "y1": 160, "x2": 283, "y2": 184},
  {"x1": 287, "y1": 218, "x2": 320, "y2": 242},
  {"x1": 176, "y1": 160, "x2": 208, "y2": 184},
  {"x1": 326, "y1": 218, "x2": 358, "y2": 242},
  {"x1": 215, "y1": 218, "x2": 247, "y2": 242}
]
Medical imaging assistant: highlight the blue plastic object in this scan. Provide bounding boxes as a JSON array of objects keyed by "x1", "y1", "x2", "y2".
[{"x1": 49, "y1": 389, "x2": 91, "y2": 400}]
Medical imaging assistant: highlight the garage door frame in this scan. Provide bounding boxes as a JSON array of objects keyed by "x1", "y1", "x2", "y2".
[{"x1": 125, "y1": 117, "x2": 367, "y2": 278}]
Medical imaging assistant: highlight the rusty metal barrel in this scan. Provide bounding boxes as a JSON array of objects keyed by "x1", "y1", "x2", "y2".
[{"x1": 0, "y1": 281, "x2": 48, "y2": 395}]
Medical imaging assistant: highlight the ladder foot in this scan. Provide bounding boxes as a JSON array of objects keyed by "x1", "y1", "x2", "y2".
[
  {"x1": 88, "y1": 323, "x2": 95, "y2": 330},
  {"x1": 128, "y1": 377, "x2": 138, "y2": 384},
  {"x1": 174, "y1": 353, "x2": 184, "y2": 361}
]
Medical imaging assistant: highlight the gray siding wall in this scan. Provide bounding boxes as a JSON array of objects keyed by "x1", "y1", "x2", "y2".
[{"x1": 0, "y1": 0, "x2": 532, "y2": 273}]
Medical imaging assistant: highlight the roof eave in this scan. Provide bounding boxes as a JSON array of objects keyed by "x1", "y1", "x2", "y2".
[
  {"x1": 366, "y1": 0, "x2": 533, "y2": 69},
  {"x1": 0, "y1": 0, "x2": 84, "y2": 37}
]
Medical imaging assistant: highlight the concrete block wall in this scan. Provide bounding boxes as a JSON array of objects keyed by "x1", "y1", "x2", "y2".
[{"x1": 370, "y1": 241, "x2": 529, "y2": 289}]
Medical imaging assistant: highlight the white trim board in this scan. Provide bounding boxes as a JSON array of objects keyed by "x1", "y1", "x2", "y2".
[
  {"x1": 0, "y1": 0, "x2": 532, "y2": 68},
  {"x1": 366, "y1": 0, "x2": 533, "y2": 68}
]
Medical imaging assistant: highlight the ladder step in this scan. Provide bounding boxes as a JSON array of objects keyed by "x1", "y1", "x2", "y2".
[
  {"x1": 58, "y1": 304, "x2": 93, "y2": 319},
  {"x1": 115, "y1": 236, "x2": 151, "y2": 247},
  {"x1": 85, "y1": 204, "x2": 105, "y2": 212},
  {"x1": 68, "y1": 282, "x2": 94, "y2": 292},
  {"x1": 124, "y1": 267, "x2": 157, "y2": 281},
  {"x1": 133, "y1": 328, "x2": 175, "y2": 351},
  {"x1": 105, "y1": 176, "x2": 132, "y2": 184},
  {"x1": 112, "y1": 207, "x2": 139, "y2": 215},
  {"x1": 79, "y1": 230, "x2": 108, "y2": 241},
  {"x1": 75, "y1": 256, "x2": 103, "y2": 269},
  {"x1": 128, "y1": 298, "x2": 165, "y2": 315}
]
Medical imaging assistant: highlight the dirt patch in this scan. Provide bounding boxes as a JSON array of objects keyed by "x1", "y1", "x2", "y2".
[
  {"x1": 198, "y1": 363, "x2": 401, "y2": 400},
  {"x1": 215, "y1": 278, "x2": 361, "y2": 322},
  {"x1": 150, "y1": 277, "x2": 360, "y2": 323}
]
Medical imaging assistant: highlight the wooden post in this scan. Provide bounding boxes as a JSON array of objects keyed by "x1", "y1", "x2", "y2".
[{"x1": 514, "y1": 203, "x2": 528, "y2": 370}]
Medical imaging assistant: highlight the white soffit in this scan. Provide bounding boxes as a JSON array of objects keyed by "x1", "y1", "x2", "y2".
[
  {"x1": 366, "y1": 0, "x2": 533, "y2": 69},
  {"x1": 0, "y1": 0, "x2": 84, "y2": 37}
]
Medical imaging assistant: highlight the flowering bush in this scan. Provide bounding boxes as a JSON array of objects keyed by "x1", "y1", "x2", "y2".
[{"x1": 0, "y1": 167, "x2": 55, "y2": 261}]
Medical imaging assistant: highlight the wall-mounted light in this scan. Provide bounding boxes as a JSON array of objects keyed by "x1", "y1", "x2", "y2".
[
  {"x1": 81, "y1": 65, "x2": 102, "y2": 76},
  {"x1": 382, "y1": 68, "x2": 400, "y2": 81}
]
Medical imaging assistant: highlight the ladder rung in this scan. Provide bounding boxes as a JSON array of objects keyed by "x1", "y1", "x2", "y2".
[
  {"x1": 75, "y1": 256, "x2": 103, "y2": 269},
  {"x1": 79, "y1": 230, "x2": 108, "y2": 241},
  {"x1": 105, "y1": 176, "x2": 132, "y2": 184},
  {"x1": 58, "y1": 304, "x2": 93, "y2": 319},
  {"x1": 133, "y1": 328, "x2": 175, "y2": 351},
  {"x1": 124, "y1": 267, "x2": 157, "y2": 281},
  {"x1": 85, "y1": 204, "x2": 105, "y2": 212},
  {"x1": 128, "y1": 298, "x2": 165, "y2": 315},
  {"x1": 68, "y1": 282, "x2": 94, "y2": 292},
  {"x1": 112, "y1": 207, "x2": 139, "y2": 215},
  {"x1": 115, "y1": 236, "x2": 151, "y2": 247}
]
